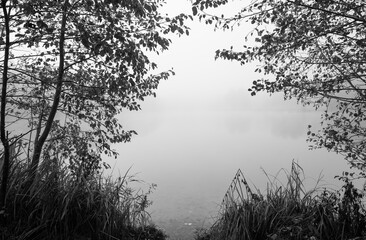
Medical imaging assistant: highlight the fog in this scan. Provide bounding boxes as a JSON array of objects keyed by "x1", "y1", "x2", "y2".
[{"x1": 107, "y1": 1, "x2": 354, "y2": 239}]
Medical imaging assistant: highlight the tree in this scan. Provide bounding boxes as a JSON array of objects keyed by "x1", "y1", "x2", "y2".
[
  {"x1": 192, "y1": 0, "x2": 366, "y2": 169},
  {"x1": 0, "y1": 0, "x2": 190, "y2": 216}
]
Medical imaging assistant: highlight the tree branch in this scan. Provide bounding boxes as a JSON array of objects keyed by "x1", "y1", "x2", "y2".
[{"x1": 288, "y1": 0, "x2": 366, "y2": 24}]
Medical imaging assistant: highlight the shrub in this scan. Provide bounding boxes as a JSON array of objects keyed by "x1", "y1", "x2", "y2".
[
  {"x1": 1, "y1": 156, "x2": 166, "y2": 240},
  {"x1": 196, "y1": 161, "x2": 366, "y2": 240}
]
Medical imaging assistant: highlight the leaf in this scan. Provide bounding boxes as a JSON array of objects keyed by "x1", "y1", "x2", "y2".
[{"x1": 192, "y1": 6, "x2": 198, "y2": 16}]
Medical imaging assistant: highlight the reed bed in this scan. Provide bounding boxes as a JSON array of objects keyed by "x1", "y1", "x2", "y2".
[
  {"x1": 1, "y1": 156, "x2": 167, "y2": 240},
  {"x1": 196, "y1": 161, "x2": 366, "y2": 240}
]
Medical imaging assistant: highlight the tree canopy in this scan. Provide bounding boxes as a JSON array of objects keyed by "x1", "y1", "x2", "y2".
[
  {"x1": 0, "y1": 0, "x2": 190, "y2": 212},
  {"x1": 192, "y1": 0, "x2": 366, "y2": 170}
]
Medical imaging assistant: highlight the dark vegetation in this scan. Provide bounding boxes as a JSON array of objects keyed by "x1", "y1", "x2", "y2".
[
  {"x1": 0, "y1": 0, "x2": 189, "y2": 239},
  {"x1": 191, "y1": 1, "x2": 366, "y2": 239},
  {"x1": 195, "y1": 162, "x2": 366, "y2": 240},
  {"x1": 1, "y1": 153, "x2": 167, "y2": 240}
]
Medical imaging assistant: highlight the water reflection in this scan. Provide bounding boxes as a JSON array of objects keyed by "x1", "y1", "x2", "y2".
[{"x1": 108, "y1": 100, "x2": 352, "y2": 239}]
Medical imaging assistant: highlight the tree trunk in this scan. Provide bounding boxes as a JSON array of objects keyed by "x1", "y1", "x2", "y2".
[
  {"x1": 28, "y1": 0, "x2": 68, "y2": 184},
  {"x1": 0, "y1": 0, "x2": 11, "y2": 222}
]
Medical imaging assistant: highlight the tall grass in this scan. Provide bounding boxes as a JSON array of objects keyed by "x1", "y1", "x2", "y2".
[
  {"x1": 196, "y1": 161, "x2": 366, "y2": 240},
  {"x1": 1, "y1": 155, "x2": 167, "y2": 240}
]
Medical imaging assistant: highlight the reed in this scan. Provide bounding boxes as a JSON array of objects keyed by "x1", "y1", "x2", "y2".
[
  {"x1": 196, "y1": 161, "x2": 366, "y2": 240},
  {"x1": 1, "y1": 156, "x2": 167, "y2": 240}
]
